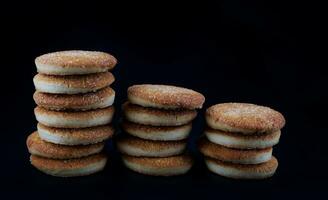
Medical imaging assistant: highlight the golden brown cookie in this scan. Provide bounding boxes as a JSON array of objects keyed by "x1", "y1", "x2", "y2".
[
  {"x1": 205, "y1": 156, "x2": 278, "y2": 179},
  {"x1": 27, "y1": 131, "x2": 104, "y2": 159},
  {"x1": 128, "y1": 84, "x2": 205, "y2": 109},
  {"x1": 116, "y1": 135, "x2": 187, "y2": 157},
  {"x1": 33, "y1": 87, "x2": 115, "y2": 111},
  {"x1": 122, "y1": 154, "x2": 193, "y2": 176},
  {"x1": 122, "y1": 102, "x2": 197, "y2": 126},
  {"x1": 37, "y1": 123, "x2": 114, "y2": 145},
  {"x1": 206, "y1": 103, "x2": 285, "y2": 134},
  {"x1": 121, "y1": 120, "x2": 192, "y2": 141},
  {"x1": 30, "y1": 153, "x2": 107, "y2": 177},
  {"x1": 35, "y1": 50, "x2": 117, "y2": 75},
  {"x1": 33, "y1": 72, "x2": 114, "y2": 94},
  {"x1": 204, "y1": 127, "x2": 281, "y2": 149},
  {"x1": 198, "y1": 137, "x2": 272, "y2": 164},
  {"x1": 34, "y1": 106, "x2": 114, "y2": 128}
]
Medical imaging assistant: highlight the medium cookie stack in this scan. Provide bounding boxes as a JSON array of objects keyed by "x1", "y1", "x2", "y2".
[
  {"x1": 199, "y1": 103, "x2": 285, "y2": 179},
  {"x1": 26, "y1": 50, "x2": 117, "y2": 177},
  {"x1": 117, "y1": 84, "x2": 205, "y2": 176}
]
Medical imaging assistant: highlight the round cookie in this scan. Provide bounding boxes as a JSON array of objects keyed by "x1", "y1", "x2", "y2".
[
  {"x1": 30, "y1": 153, "x2": 107, "y2": 177},
  {"x1": 198, "y1": 137, "x2": 272, "y2": 164},
  {"x1": 205, "y1": 127, "x2": 281, "y2": 149},
  {"x1": 206, "y1": 103, "x2": 285, "y2": 134},
  {"x1": 116, "y1": 135, "x2": 187, "y2": 157},
  {"x1": 33, "y1": 72, "x2": 115, "y2": 94},
  {"x1": 34, "y1": 106, "x2": 114, "y2": 128},
  {"x1": 122, "y1": 120, "x2": 192, "y2": 141},
  {"x1": 35, "y1": 50, "x2": 117, "y2": 75},
  {"x1": 122, "y1": 154, "x2": 193, "y2": 176},
  {"x1": 33, "y1": 87, "x2": 115, "y2": 111},
  {"x1": 27, "y1": 131, "x2": 104, "y2": 159},
  {"x1": 128, "y1": 84, "x2": 205, "y2": 109},
  {"x1": 37, "y1": 123, "x2": 114, "y2": 145},
  {"x1": 205, "y1": 156, "x2": 278, "y2": 179},
  {"x1": 122, "y1": 102, "x2": 197, "y2": 126}
]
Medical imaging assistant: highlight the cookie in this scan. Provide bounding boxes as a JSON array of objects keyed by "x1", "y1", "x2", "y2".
[
  {"x1": 205, "y1": 156, "x2": 278, "y2": 179},
  {"x1": 116, "y1": 135, "x2": 187, "y2": 157},
  {"x1": 27, "y1": 131, "x2": 104, "y2": 159},
  {"x1": 33, "y1": 87, "x2": 115, "y2": 111},
  {"x1": 34, "y1": 106, "x2": 114, "y2": 128},
  {"x1": 206, "y1": 103, "x2": 285, "y2": 134},
  {"x1": 30, "y1": 153, "x2": 107, "y2": 177},
  {"x1": 37, "y1": 123, "x2": 114, "y2": 145},
  {"x1": 33, "y1": 72, "x2": 114, "y2": 94},
  {"x1": 128, "y1": 84, "x2": 205, "y2": 109},
  {"x1": 121, "y1": 120, "x2": 192, "y2": 141},
  {"x1": 205, "y1": 127, "x2": 281, "y2": 149},
  {"x1": 123, "y1": 102, "x2": 197, "y2": 126},
  {"x1": 198, "y1": 137, "x2": 272, "y2": 164},
  {"x1": 122, "y1": 154, "x2": 193, "y2": 176},
  {"x1": 35, "y1": 50, "x2": 117, "y2": 75}
]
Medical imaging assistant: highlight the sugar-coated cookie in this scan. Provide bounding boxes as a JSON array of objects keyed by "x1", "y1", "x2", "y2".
[
  {"x1": 123, "y1": 102, "x2": 196, "y2": 126},
  {"x1": 206, "y1": 103, "x2": 285, "y2": 134},
  {"x1": 33, "y1": 72, "x2": 114, "y2": 94},
  {"x1": 198, "y1": 137, "x2": 272, "y2": 164},
  {"x1": 205, "y1": 128, "x2": 281, "y2": 149},
  {"x1": 37, "y1": 123, "x2": 114, "y2": 145},
  {"x1": 116, "y1": 135, "x2": 187, "y2": 157},
  {"x1": 128, "y1": 84, "x2": 205, "y2": 109},
  {"x1": 205, "y1": 156, "x2": 278, "y2": 179},
  {"x1": 33, "y1": 87, "x2": 115, "y2": 111},
  {"x1": 27, "y1": 131, "x2": 104, "y2": 159},
  {"x1": 34, "y1": 106, "x2": 114, "y2": 128},
  {"x1": 35, "y1": 50, "x2": 117, "y2": 75},
  {"x1": 30, "y1": 153, "x2": 107, "y2": 177},
  {"x1": 122, "y1": 154, "x2": 193, "y2": 176},
  {"x1": 121, "y1": 120, "x2": 192, "y2": 141}
]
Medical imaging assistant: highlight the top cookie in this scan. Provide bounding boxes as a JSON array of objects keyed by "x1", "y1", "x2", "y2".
[
  {"x1": 206, "y1": 103, "x2": 285, "y2": 134},
  {"x1": 35, "y1": 50, "x2": 117, "y2": 75},
  {"x1": 128, "y1": 84, "x2": 205, "y2": 110}
]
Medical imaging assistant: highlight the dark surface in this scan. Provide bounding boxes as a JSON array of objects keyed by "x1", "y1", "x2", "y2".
[{"x1": 1, "y1": 1, "x2": 326, "y2": 199}]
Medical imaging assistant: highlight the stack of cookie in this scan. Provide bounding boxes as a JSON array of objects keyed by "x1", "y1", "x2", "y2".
[
  {"x1": 117, "y1": 84, "x2": 205, "y2": 176},
  {"x1": 199, "y1": 103, "x2": 285, "y2": 179},
  {"x1": 26, "y1": 50, "x2": 117, "y2": 177}
]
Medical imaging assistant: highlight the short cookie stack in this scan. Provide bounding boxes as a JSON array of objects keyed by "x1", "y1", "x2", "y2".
[
  {"x1": 117, "y1": 84, "x2": 205, "y2": 176},
  {"x1": 199, "y1": 103, "x2": 285, "y2": 179},
  {"x1": 26, "y1": 50, "x2": 117, "y2": 177}
]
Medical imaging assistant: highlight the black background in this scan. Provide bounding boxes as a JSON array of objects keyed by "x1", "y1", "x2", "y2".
[{"x1": 1, "y1": 1, "x2": 327, "y2": 199}]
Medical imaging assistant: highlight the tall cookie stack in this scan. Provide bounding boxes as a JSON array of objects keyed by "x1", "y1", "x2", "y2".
[
  {"x1": 26, "y1": 50, "x2": 117, "y2": 177},
  {"x1": 117, "y1": 84, "x2": 205, "y2": 176},
  {"x1": 199, "y1": 103, "x2": 285, "y2": 179}
]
